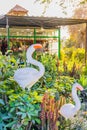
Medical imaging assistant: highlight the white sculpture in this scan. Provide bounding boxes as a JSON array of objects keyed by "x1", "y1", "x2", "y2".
[
  {"x1": 14, "y1": 44, "x2": 45, "y2": 89},
  {"x1": 59, "y1": 83, "x2": 84, "y2": 119}
]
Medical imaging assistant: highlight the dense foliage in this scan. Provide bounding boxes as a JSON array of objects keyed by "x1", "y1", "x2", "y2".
[{"x1": 0, "y1": 47, "x2": 87, "y2": 130}]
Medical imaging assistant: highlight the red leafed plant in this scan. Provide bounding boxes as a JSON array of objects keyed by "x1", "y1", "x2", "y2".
[{"x1": 40, "y1": 92, "x2": 66, "y2": 130}]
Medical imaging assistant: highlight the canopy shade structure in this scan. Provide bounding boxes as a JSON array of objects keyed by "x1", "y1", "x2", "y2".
[
  {"x1": 0, "y1": 15, "x2": 87, "y2": 28},
  {"x1": 0, "y1": 15, "x2": 87, "y2": 62}
]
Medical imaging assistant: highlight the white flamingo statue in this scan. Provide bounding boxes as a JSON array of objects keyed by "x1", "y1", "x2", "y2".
[
  {"x1": 14, "y1": 44, "x2": 45, "y2": 89},
  {"x1": 59, "y1": 83, "x2": 84, "y2": 119}
]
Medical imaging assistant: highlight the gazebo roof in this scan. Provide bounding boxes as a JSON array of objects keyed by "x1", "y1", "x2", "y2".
[
  {"x1": 7, "y1": 5, "x2": 28, "y2": 16},
  {"x1": 0, "y1": 15, "x2": 87, "y2": 29},
  {"x1": 7, "y1": 4, "x2": 28, "y2": 13}
]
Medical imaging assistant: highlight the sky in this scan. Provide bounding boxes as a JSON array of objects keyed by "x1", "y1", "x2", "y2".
[
  {"x1": 0, "y1": 0, "x2": 43, "y2": 16},
  {"x1": 0, "y1": 0, "x2": 75, "y2": 17}
]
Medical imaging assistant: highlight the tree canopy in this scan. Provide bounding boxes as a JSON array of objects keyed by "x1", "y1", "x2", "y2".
[
  {"x1": 34, "y1": 0, "x2": 85, "y2": 15},
  {"x1": 68, "y1": 2, "x2": 87, "y2": 48}
]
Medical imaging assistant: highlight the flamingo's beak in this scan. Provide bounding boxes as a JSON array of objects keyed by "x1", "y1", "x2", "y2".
[
  {"x1": 34, "y1": 44, "x2": 42, "y2": 49},
  {"x1": 77, "y1": 85, "x2": 84, "y2": 91}
]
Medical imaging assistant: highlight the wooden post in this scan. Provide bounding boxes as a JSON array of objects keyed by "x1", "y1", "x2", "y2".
[
  {"x1": 85, "y1": 23, "x2": 87, "y2": 64},
  {"x1": 6, "y1": 16, "x2": 10, "y2": 49}
]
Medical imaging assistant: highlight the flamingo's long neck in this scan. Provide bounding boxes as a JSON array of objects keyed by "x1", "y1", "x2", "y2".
[
  {"x1": 72, "y1": 86, "x2": 81, "y2": 111},
  {"x1": 27, "y1": 48, "x2": 45, "y2": 77},
  {"x1": 30, "y1": 57, "x2": 45, "y2": 76}
]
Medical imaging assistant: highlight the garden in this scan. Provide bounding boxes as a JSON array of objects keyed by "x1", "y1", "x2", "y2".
[
  {"x1": 1, "y1": 0, "x2": 87, "y2": 129},
  {"x1": 0, "y1": 43, "x2": 87, "y2": 130}
]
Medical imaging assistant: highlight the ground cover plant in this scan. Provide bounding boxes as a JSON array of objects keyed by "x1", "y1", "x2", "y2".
[{"x1": 0, "y1": 47, "x2": 87, "y2": 130}]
